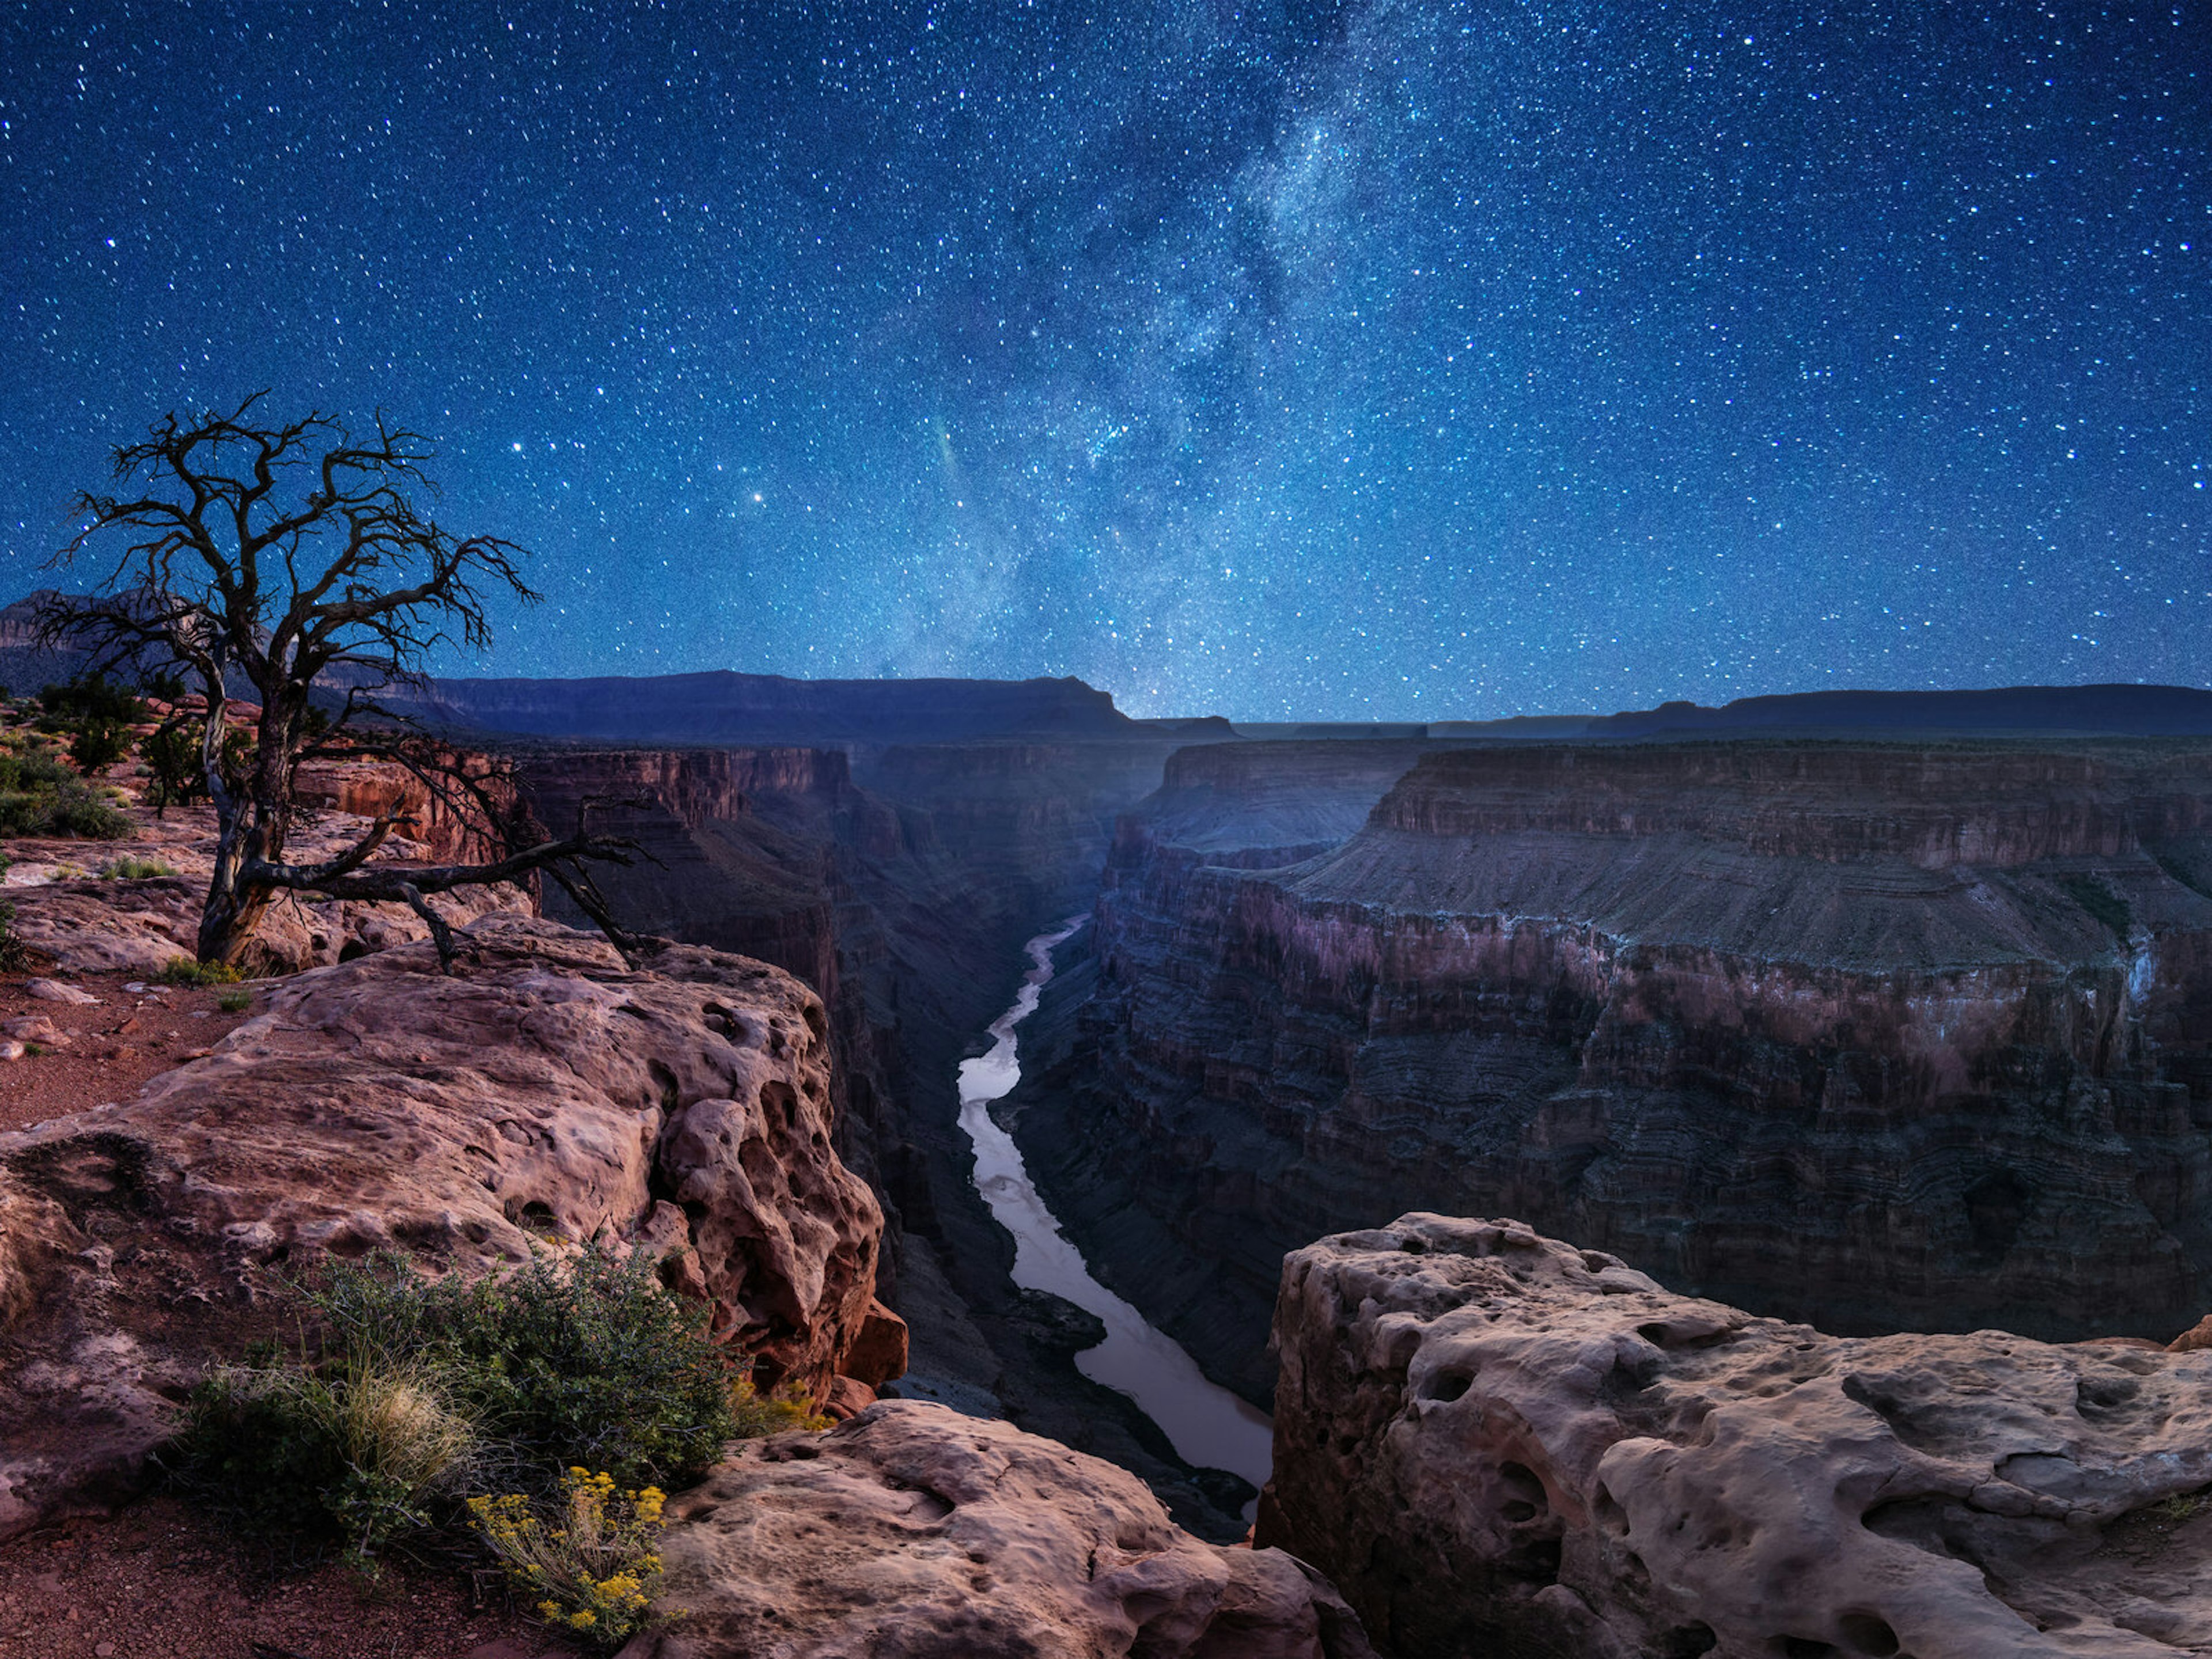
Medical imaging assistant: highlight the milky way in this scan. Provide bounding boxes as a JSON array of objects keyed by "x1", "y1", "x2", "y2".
[{"x1": 1, "y1": 2, "x2": 2205, "y2": 718}]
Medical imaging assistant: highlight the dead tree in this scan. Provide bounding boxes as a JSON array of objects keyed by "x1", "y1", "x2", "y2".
[{"x1": 39, "y1": 393, "x2": 637, "y2": 968}]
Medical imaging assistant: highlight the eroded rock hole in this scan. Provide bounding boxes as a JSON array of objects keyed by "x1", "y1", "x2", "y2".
[
  {"x1": 763, "y1": 1081, "x2": 800, "y2": 1130},
  {"x1": 1593, "y1": 1484, "x2": 1629, "y2": 1537},
  {"x1": 506, "y1": 1199, "x2": 561, "y2": 1238},
  {"x1": 1838, "y1": 1613, "x2": 1900, "y2": 1657},
  {"x1": 1498, "y1": 1461, "x2": 1547, "y2": 1525},
  {"x1": 1418, "y1": 1369, "x2": 1472, "y2": 1403},
  {"x1": 1661, "y1": 1625, "x2": 1717, "y2": 1658},
  {"x1": 2075, "y1": 1373, "x2": 2141, "y2": 1421}
]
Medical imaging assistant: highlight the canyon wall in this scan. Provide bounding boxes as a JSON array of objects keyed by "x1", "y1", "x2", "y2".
[
  {"x1": 1012, "y1": 738, "x2": 2212, "y2": 1403},
  {"x1": 510, "y1": 734, "x2": 1262, "y2": 1537}
]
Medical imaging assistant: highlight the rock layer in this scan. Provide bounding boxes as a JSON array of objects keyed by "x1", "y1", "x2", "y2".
[
  {"x1": 0, "y1": 915, "x2": 882, "y2": 1539},
  {"x1": 1017, "y1": 739, "x2": 2212, "y2": 1402},
  {"x1": 1262, "y1": 1211, "x2": 2212, "y2": 1659},
  {"x1": 635, "y1": 1399, "x2": 1376, "y2": 1659}
]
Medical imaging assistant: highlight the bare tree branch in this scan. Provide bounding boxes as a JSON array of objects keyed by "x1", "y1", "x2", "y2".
[{"x1": 39, "y1": 394, "x2": 630, "y2": 967}]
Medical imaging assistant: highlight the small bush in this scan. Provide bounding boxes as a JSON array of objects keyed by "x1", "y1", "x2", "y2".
[
  {"x1": 143, "y1": 718, "x2": 206, "y2": 816},
  {"x1": 44, "y1": 781, "x2": 133, "y2": 838},
  {"x1": 0, "y1": 902, "x2": 29, "y2": 974},
  {"x1": 100, "y1": 854, "x2": 177, "y2": 880},
  {"x1": 0, "y1": 748, "x2": 70, "y2": 794},
  {"x1": 159, "y1": 956, "x2": 243, "y2": 986},
  {"x1": 39, "y1": 675, "x2": 144, "y2": 724},
  {"x1": 167, "y1": 1245, "x2": 816, "y2": 1587},
  {"x1": 172, "y1": 1356, "x2": 479, "y2": 1570},
  {"x1": 0, "y1": 775, "x2": 132, "y2": 839},
  {"x1": 728, "y1": 1372, "x2": 831, "y2": 1437},
  {"x1": 217, "y1": 987, "x2": 253, "y2": 1013},
  {"x1": 470, "y1": 1469, "x2": 673, "y2": 1651},
  {"x1": 68, "y1": 719, "x2": 132, "y2": 774},
  {"x1": 312, "y1": 1246, "x2": 745, "y2": 1493}
]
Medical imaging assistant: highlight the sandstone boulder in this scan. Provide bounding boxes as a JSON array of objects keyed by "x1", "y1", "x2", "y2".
[
  {"x1": 629, "y1": 1400, "x2": 1376, "y2": 1659},
  {"x1": 1262, "y1": 1213, "x2": 2212, "y2": 1659},
  {"x1": 843, "y1": 1294, "x2": 911, "y2": 1388},
  {"x1": 0, "y1": 915, "x2": 882, "y2": 1540}
]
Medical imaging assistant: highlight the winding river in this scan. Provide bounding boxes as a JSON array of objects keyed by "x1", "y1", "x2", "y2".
[{"x1": 957, "y1": 918, "x2": 1275, "y2": 1493}]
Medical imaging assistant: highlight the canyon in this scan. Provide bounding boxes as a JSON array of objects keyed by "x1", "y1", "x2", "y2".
[
  {"x1": 501, "y1": 724, "x2": 1270, "y2": 1535},
  {"x1": 18, "y1": 641, "x2": 2212, "y2": 1652},
  {"x1": 1007, "y1": 735, "x2": 2212, "y2": 1406}
]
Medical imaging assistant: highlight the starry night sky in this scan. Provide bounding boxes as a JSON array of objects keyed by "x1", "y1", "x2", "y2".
[{"x1": 0, "y1": 2, "x2": 2205, "y2": 719}]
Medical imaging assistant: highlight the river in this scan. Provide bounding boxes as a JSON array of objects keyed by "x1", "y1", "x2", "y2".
[{"x1": 956, "y1": 917, "x2": 1275, "y2": 1494}]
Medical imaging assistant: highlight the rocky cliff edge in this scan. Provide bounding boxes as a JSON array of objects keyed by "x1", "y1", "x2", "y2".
[
  {"x1": 0, "y1": 915, "x2": 885, "y2": 1539},
  {"x1": 1263, "y1": 1211, "x2": 2212, "y2": 1658}
]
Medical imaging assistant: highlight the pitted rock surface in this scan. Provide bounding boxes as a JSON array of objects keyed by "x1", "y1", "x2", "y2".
[
  {"x1": 0, "y1": 915, "x2": 882, "y2": 1540},
  {"x1": 1260, "y1": 1212, "x2": 2212, "y2": 1659},
  {"x1": 631, "y1": 1400, "x2": 1375, "y2": 1659}
]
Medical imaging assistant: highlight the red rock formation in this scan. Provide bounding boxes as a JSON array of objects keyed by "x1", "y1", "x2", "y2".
[
  {"x1": 1014, "y1": 739, "x2": 2212, "y2": 1405},
  {"x1": 634, "y1": 1400, "x2": 1376, "y2": 1659},
  {"x1": 1263, "y1": 1213, "x2": 2212, "y2": 1659},
  {"x1": 0, "y1": 916, "x2": 883, "y2": 1539},
  {"x1": 291, "y1": 753, "x2": 507, "y2": 866}
]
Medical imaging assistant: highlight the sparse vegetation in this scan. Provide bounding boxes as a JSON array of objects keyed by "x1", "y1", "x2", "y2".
[
  {"x1": 217, "y1": 987, "x2": 254, "y2": 1013},
  {"x1": 469, "y1": 1470, "x2": 674, "y2": 1651},
  {"x1": 309, "y1": 1245, "x2": 752, "y2": 1493},
  {"x1": 172, "y1": 1354, "x2": 480, "y2": 1571},
  {"x1": 67, "y1": 719, "x2": 132, "y2": 774},
  {"x1": 100, "y1": 854, "x2": 178, "y2": 880},
  {"x1": 38, "y1": 675, "x2": 146, "y2": 726},
  {"x1": 165, "y1": 1243, "x2": 808, "y2": 1591},
  {"x1": 158, "y1": 956, "x2": 244, "y2": 986},
  {"x1": 0, "y1": 901, "x2": 30, "y2": 974},
  {"x1": 0, "y1": 738, "x2": 126, "y2": 839},
  {"x1": 2148, "y1": 1487, "x2": 2212, "y2": 1526},
  {"x1": 2061, "y1": 874, "x2": 2134, "y2": 942},
  {"x1": 142, "y1": 717, "x2": 206, "y2": 818}
]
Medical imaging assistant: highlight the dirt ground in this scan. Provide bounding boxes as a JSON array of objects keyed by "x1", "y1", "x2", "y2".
[
  {"x1": 0, "y1": 1496, "x2": 566, "y2": 1659},
  {"x1": 0, "y1": 969, "x2": 257, "y2": 1132}
]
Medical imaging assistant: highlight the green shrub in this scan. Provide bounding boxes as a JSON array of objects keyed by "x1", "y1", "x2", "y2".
[
  {"x1": 68, "y1": 719, "x2": 132, "y2": 773},
  {"x1": 100, "y1": 855, "x2": 177, "y2": 880},
  {"x1": 41, "y1": 781, "x2": 132, "y2": 839},
  {"x1": 165, "y1": 1240, "x2": 823, "y2": 1592},
  {"x1": 0, "y1": 774, "x2": 130, "y2": 839},
  {"x1": 39, "y1": 675, "x2": 144, "y2": 725},
  {"x1": 311, "y1": 1246, "x2": 745, "y2": 1493},
  {"x1": 171, "y1": 1354, "x2": 479, "y2": 1570},
  {"x1": 0, "y1": 747, "x2": 70, "y2": 793},
  {"x1": 158, "y1": 956, "x2": 243, "y2": 985},
  {"x1": 728, "y1": 1371, "x2": 831, "y2": 1437},
  {"x1": 143, "y1": 718, "x2": 206, "y2": 816},
  {"x1": 217, "y1": 987, "x2": 253, "y2": 1013},
  {"x1": 0, "y1": 902, "x2": 29, "y2": 974}
]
